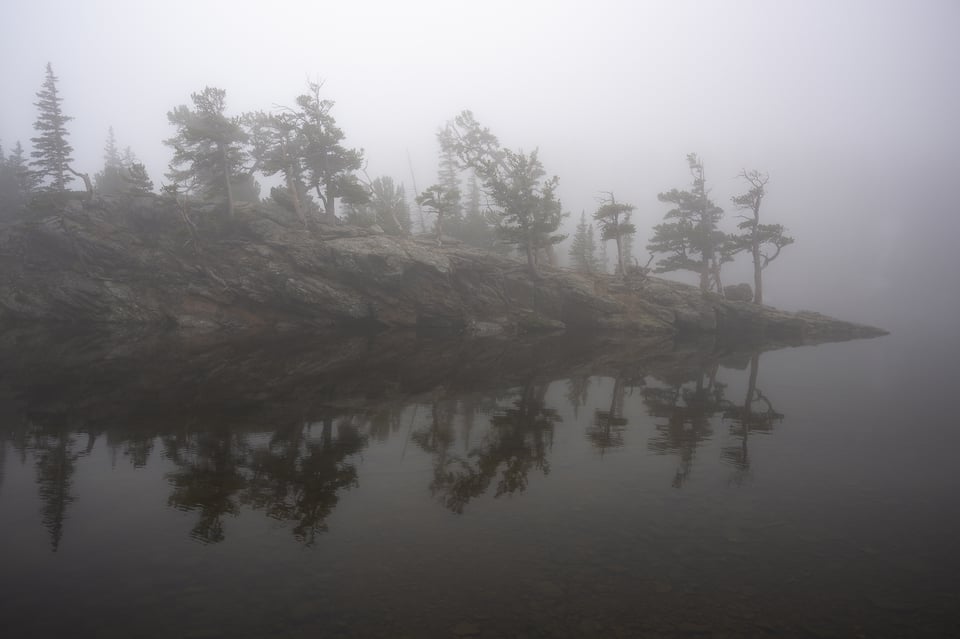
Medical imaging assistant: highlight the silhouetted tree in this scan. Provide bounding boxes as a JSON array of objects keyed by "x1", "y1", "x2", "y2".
[
  {"x1": 295, "y1": 82, "x2": 366, "y2": 222},
  {"x1": 730, "y1": 171, "x2": 794, "y2": 304},
  {"x1": 416, "y1": 183, "x2": 460, "y2": 246},
  {"x1": 648, "y1": 154, "x2": 727, "y2": 292},
  {"x1": 594, "y1": 193, "x2": 636, "y2": 277},
  {"x1": 30, "y1": 63, "x2": 74, "y2": 192},
  {"x1": 439, "y1": 110, "x2": 566, "y2": 273},
  {"x1": 245, "y1": 110, "x2": 312, "y2": 225},
  {"x1": 165, "y1": 87, "x2": 249, "y2": 216}
]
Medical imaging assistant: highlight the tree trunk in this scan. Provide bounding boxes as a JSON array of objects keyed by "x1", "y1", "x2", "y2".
[
  {"x1": 699, "y1": 254, "x2": 710, "y2": 292},
  {"x1": 285, "y1": 171, "x2": 307, "y2": 228},
  {"x1": 525, "y1": 234, "x2": 537, "y2": 274},
  {"x1": 220, "y1": 145, "x2": 234, "y2": 217},
  {"x1": 321, "y1": 183, "x2": 338, "y2": 225},
  {"x1": 751, "y1": 214, "x2": 763, "y2": 304},
  {"x1": 615, "y1": 233, "x2": 624, "y2": 278}
]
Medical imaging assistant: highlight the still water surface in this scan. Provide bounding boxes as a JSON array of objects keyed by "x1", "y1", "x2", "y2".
[{"x1": 0, "y1": 328, "x2": 957, "y2": 638}]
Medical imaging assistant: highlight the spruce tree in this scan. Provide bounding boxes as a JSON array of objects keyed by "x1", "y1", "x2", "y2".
[
  {"x1": 30, "y1": 63, "x2": 74, "y2": 191},
  {"x1": 95, "y1": 127, "x2": 126, "y2": 195},
  {"x1": 569, "y1": 211, "x2": 600, "y2": 274}
]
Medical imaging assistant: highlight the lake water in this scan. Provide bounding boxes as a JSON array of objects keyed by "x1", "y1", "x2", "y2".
[{"x1": 1, "y1": 326, "x2": 958, "y2": 638}]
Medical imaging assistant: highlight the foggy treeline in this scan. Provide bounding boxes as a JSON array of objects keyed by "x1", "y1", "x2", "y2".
[{"x1": 1, "y1": 64, "x2": 798, "y2": 304}]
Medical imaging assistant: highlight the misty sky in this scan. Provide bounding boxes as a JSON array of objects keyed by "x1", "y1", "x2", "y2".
[{"x1": 2, "y1": 0, "x2": 958, "y2": 330}]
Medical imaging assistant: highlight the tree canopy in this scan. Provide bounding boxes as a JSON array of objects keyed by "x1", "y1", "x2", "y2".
[
  {"x1": 647, "y1": 153, "x2": 727, "y2": 292},
  {"x1": 439, "y1": 110, "x2": 566, "y2": 272}
]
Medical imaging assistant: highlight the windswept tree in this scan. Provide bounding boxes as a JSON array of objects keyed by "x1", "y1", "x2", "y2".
[
  {"x1": 30, "y1": 63, "x2": 74, "y2": 191},
  {"x1": 246, "y1": 110, "x2": 311, "y2": 225},
  {"x1": 439, "y1": 110, "x2": 566, "y2": 273},
  {"x1": 416, "y1": 184, "x2": 460, "y2": 245},
  {"x1": 730, "y1": 171, "x2": 794, "y2": 304},
  {"x1": 295, "y1": 82, "x2": 366, "y2": 222},
  {"x1": 594, "y1": 193, "x2": 636, "y2": 277},
  {"x1": 165, "y1": 87, "x2": 249, "y2": 216},
  {"x1": 569, "y1": 211, "x2": 600, "y2": 274},
  {"x1": 647, "y1": 153, "x2": 726, "y2": 292},
  {"x1": 343, "y1": 175, "x2": 411, "y2": 235}
]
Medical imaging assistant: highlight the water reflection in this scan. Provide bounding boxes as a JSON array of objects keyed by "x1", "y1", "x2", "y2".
[
  {"x1": 419, "y1": 382, "x2": 560, "y2": 514},
  {"x1": 0, "y1": 326, "x2": 796, "y2": 548},
  {"x1": 721, "y1": 353, "x2": 784, "y2": 483}
]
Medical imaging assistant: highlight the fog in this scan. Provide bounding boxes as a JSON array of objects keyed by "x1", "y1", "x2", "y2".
[{"x1": 2, "y1": 0, "x2": 958, "y2": 333}]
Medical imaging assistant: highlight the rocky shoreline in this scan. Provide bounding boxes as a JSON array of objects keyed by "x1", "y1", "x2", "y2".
[{"x1": 0, "y1": 195, "x2": 887, "y2": 343}]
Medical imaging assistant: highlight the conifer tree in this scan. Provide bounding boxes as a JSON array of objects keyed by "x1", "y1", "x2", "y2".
[
  {"x1": 569, "y1": 211, "x2": 600, "y2": 274},
  {"x1": 295, "y1": 82, "x2": 366, "y2": 222},
  {"x1": 94, "y1": 127, "x2": 127, "y2": 195},
  {"x1": 416, "y1": 184, "x2": 460, "y2": 246},
  {"x1": 165, "y1": 87, "x2": 249, "y2": 215},
  {"x1": 647, "y1": 154, "x2": 726, "y2": 292},
  {"x1": 594, "y1": 193, "x2": 636, "y2": 277},
  {"x1": 439, "y1": 110, "x2": 566, "y2": 273},
  {"x1": 730, "y1": 170, "x2": 794, "y2": 304},
  {"x1": 30, "y1": 63, "x2": 74, "y2": 191}
]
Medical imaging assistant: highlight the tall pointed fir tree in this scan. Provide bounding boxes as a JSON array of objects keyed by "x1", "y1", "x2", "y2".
[
  {"x1": 30, "y1": 63, "x2": 74, "y2": 191},
  {"x1": 569, "y1": 211, "x2": 600, "y2": 274},
  {"x1": 94, "y1": 126, "x2": 126, "y2": 195}
]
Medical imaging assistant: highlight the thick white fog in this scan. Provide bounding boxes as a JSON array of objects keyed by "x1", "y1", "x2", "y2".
[{"x1": 2, "y1": 0, "x2": 958, "y2": 331}]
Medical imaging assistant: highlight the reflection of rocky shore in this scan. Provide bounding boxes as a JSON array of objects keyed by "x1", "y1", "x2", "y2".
[{"x1": 0, "y1": 327, "x2": 827, "y2": 548}]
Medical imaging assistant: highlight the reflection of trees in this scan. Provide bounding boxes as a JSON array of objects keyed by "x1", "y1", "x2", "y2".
[
  {"x1": 721, "y1": 353, "x2": 783, "y2": 482},
  {"x1": 165, "y1": 428, "x2": 249, "y2": 544},
  {"x1": 419, "y1": 383, "x2": 560, "y2": 514},
  {"x1": 587, "y1": 377, "x2": 628, "y2": 454},
  {"x1": 13, "y1": 418, "x2": 94, "y2": 551},
  {"x1": 164, "y1": 417, "x2": 367, "y2": 545},
  {"x1": 644, "y1": 363, "x2": 727, "y2": 488},
  {"x1": 244, "y1": 418, "x2": 366, "y2": 546}
]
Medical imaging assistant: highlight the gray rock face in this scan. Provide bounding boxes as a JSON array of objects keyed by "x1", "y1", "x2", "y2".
[
  {"x1": 0, "y1": 197, "x2": 886, "y2": 343},
  {"x1": 724, "y1": 283, "x2": 753, "y2": 302}
]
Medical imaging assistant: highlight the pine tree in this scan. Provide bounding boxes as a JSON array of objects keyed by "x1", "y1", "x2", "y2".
[
  {"x1": 647, "y1": 153, "x2": 726, "y2": 292},
  {"x1": 569, "y1": 211, "x2": 600, "y2": 274},
  {"x1": 439, "y1": 111, "x2": 566, "y2": 272},
  {"x1": 165, "y1": 87, "x2": 249, "y2": 215},
  {"x1": 594, "y1": 193, "x2": 636, "y2": 277},
  {"x1": 30, "y1": 63, "x2": 74, "y2": 191},
  {"x1": 730, "y1": 170, "x2": 794, "y2": 304},
  {"x1": 295, "y1": 82, "x2": 365, "y2": 222},
  {"x1": 437, "y1": 124, "x2": 463, "y2": 228},
  {"x1": 416, "y1": 184, "x2": 460, "y2": 246}
]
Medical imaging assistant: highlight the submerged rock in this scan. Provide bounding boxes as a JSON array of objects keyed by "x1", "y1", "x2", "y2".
[{"x1": 0, "y1": 196, "x2": 886, "y2": 342}]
